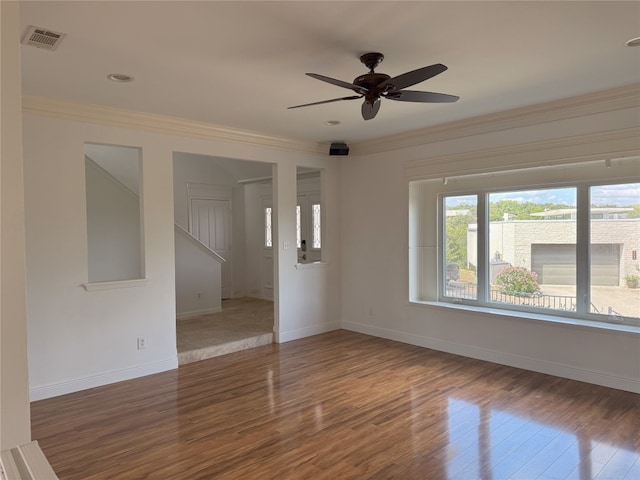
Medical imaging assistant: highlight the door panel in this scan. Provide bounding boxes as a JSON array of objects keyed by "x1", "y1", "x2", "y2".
[{"x1": 191, "y1": 198, "x2": 232, "y2": 299}]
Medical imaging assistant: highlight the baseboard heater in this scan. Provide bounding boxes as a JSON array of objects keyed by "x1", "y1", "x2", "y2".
[{"x1": 1, "y1": 441, "x2": 58, "y2": 480}]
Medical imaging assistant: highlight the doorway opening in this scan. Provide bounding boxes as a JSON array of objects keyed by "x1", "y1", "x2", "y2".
[{"x1": 172, "y1": 152, "x2": 275, "y2": 364}]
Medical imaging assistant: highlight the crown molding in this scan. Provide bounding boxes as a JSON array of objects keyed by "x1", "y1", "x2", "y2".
[
  {"x1": 405, "y1": 127, "x2": 640, "y2": 181},
  {"x1": 22, "y1": 84, "x2": 640, "y2": 158},
  {"x1": 22, "y1": 95, "x2": 326, "y2": 155},
  {"x1": 352, "y1": 84, "x2": 640, "y2": 156}
]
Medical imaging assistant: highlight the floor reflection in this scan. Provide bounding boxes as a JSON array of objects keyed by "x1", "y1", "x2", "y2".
[{"x1": 445, "y1": 398, "x2": 640, "y2": 480}]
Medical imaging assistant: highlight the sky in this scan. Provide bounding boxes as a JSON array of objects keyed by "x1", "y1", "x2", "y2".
[{"x1": 446, "y1": 183, "x2": 639, "y2": 207}]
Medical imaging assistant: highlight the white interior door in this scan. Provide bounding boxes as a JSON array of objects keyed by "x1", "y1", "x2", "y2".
[{"x1": 190, "y1": 198, "x2": 232, "y2": 299}]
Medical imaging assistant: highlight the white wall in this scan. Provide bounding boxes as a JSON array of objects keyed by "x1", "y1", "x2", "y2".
[
  {"x1": 341, "y1": 93, "x2": 640, "y2": 393},
  {"x1": 22, "y1": 104, "x2": 341, "y2": 399},
  {"x1": 0, "y1": 0, "x2": 31, "y2": 449},
  {"x1": 85, "y1": 158, "x2": 142, "y2": 282},
  {"x1": 23, "y1": 116, "x2": 179, "y2": 400},
  {"x1": 174, "y1": 227, "x2": 222, "y2": 318}
]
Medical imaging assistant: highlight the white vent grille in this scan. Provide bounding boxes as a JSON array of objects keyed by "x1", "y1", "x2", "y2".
[{"x1": 21, "y1": 26, "x2": 66, "y2": 51}]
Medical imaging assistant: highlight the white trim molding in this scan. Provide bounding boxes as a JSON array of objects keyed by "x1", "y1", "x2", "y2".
[
  {"x1": 174, "y1": 224, "x2": 225, "y2": 263},
  {"x1": 342, "y1": 321, "x2": 640, "y2": 394},
  {"x1": 351, "y1": 83, "x2": 640, "y2": 156},
  {"x1": 277, "y1": 321, "x2": 340, "y2": 343},
  {"x1": 82, "y1": 278, "x2": 149, "y2": 291},
  {"x1": 22, "y1": 95, "x2": 326, "y2": 155},
  {"x1": 29, "y1": 358, "x2": 178, "y2": 401},
  {"x1": 1, "y1": 441, "x2": 58, "y2": 479},
  {"x1": 176, "y1": 307, "x2": 223, "y2": 320},
  {"x1": 405, "y1": 127, "x2": 640, "y2": 181}
]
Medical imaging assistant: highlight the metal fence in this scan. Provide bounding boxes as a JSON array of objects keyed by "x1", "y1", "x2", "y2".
[
  {"x1": 490, "y1": 290, "x2": 576, "y2": 311},
  {"x1": 445, "y1": 282, "x2": 577, "y2": 311}
]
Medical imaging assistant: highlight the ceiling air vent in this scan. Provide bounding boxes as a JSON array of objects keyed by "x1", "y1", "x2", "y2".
[{"x1": 21, "y1": 26, "x2": 66, "y2": 51}]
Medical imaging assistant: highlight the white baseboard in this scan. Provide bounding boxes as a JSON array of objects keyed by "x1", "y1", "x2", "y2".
[
  {"x1": 278, "y1": 321, "x2": 340, "y2": 343},
  {"x1": 176, "y1": 307, "x2": 222, "y2": 320},
  {"x1": 29, "y1": 358, "x2": 178, "y2": 401},
  {"x1": 342, "y1": 321, "x2": 640, "y2": 394}
]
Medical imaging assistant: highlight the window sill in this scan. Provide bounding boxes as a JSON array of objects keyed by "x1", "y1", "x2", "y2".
[
  {"x1": 409, "y1": 300, "x2": 640, "y2": 335},
  {"x1": 82, "y1": 278, "x2": 149, "y2": 291},
  {"x1": 295, "y1": 261, "x2": 328, "y2": 270}
]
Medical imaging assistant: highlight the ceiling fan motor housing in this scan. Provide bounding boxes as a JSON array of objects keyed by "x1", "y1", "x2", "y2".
[{"x1": 353, "y1": 73, "x2": 391, "y2": 91}]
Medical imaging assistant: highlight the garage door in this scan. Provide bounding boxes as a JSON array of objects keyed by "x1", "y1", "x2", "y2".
[
  {"x1": 590, "y1": 244, "x2": 621, "y2": 286},
  {"x1": 531, "y1": 244, "x2": 619, "y2": 286}
]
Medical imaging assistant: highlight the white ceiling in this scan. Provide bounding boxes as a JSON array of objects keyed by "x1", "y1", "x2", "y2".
[{"x1": 19, "y1": 1, "x2": 640, "y2": 145}]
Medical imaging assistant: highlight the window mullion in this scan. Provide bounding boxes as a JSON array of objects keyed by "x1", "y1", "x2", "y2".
[
  {"x1": 576, "y1": 184, "x2": 590, "y2": 317},
  {"x1": 476, "y1": 193, "x2": 488, "y2": 304},
  {"x1": 438, "y1": 194, "x2": 446, "y2": 300}
]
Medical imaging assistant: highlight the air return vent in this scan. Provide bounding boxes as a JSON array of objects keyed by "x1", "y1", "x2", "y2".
[{"x1": 21, "y1": 26, "x2": 66, "y2": 51}]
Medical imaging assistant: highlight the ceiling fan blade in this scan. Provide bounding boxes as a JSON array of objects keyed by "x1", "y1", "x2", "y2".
[
  {"x1": 361, "y1": 99, "x2": 381, "y2": 120},
  {"x1": 288, "y1": 95, "x2": 362, "y2": 109},
  {"x1": 386, "y1": 90, "x2": 459, "y2": 103},
  {"x1": 306, "y1": 73, "x2": 368, "y2": 93},
  {"x1": 378, "y1": 63, "x2": 448, "y2": 91}
]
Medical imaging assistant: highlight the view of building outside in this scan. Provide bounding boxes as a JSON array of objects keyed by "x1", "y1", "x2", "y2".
[
  {"x1": 444, "y1": 183, "x2": 639, "y2": 320},
  {"x1": 590, "y1": 183, "x2": 640, "y2": 318}
]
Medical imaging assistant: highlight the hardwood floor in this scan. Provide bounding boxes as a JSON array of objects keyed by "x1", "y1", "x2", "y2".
[{"x1": 31, "y1": 330, "x2": 640, "y2": 479}]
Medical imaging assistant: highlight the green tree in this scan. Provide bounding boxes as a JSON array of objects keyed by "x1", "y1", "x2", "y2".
[
  {"x1": 489, "y1": 200, "x2": 552, "y2": 221},
  {"x1": 445, "y1": 206, "x2": 476, "y2": 267},
  {"x1": 627, "y1": 205, "x2": 640, "y2": 219}
]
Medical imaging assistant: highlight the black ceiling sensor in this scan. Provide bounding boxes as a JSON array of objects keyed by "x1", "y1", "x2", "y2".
[
  {"x1": 288, "y1": 52, "x2": 459, "y2": 121},
  {"x1": 329, "y1": 142, "x2": 349, "y2": 156}
]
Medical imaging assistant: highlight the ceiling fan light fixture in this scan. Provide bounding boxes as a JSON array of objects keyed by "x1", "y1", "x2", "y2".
[
  {"x1": 625, "y1": 37, "x2": 640, "y2": 47},
  {"x1": 107, "y1": 73, "x2": 134, "y2": 83}
]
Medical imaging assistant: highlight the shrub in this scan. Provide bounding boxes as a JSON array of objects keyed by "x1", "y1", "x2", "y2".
[{"x1": 496, "y1": 267, "x2": 540, "y2": 295}]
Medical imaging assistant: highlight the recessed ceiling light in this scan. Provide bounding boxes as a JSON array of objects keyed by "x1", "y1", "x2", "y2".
[
  {"x1": 107, "y1": 73, "x2": 134, "y2": 82},
  {"x1": 626, "y1": 37, "x2": 640, "y2": 47},
  {"x1": 325, "y1": 120, "x2": 341, "y2": 126}
]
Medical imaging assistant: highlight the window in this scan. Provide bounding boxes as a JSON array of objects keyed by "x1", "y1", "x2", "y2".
[
  {"x1": 264, "y1": 207, "x2": 272, "y2": 248},
  {"x1": 444, "y1": 195, "x2": 477, "y2": 300},
  {"x1": 590, "y1": 183, "x2": 640, "y2": 318},
  {"x1": 296, "y1": 205, "x2": 301, "y2": 249},
  {"x1": 437, "y1": 180, "x2": 639, "y2": 325},
  {"x1": 488, "y1": 187, "x2": 577, "y2": 312},
  {"x1": 312, "y1": 203, "x2": 321, "y2": 249}
]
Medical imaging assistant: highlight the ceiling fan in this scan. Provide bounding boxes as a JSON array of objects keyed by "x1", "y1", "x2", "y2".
[{"x1": 288, "y1": 52, "x2": 459, "y2": 121}]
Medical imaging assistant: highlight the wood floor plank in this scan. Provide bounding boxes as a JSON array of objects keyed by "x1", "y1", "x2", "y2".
[{"x1": 31, "y1": 330, "x2": 640, "y2": 479}]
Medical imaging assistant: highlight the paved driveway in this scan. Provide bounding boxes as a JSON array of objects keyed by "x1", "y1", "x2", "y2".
[{"x1": 541, "y1": 285, "x2": 639, "y2": 318}]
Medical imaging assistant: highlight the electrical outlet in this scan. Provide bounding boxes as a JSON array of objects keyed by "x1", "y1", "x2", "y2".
[
  {"x1": 137, "y1": 337, "x2": 146, "y2": 350},
  {"x1": 197, "y1": 292, "x2": 201, "y2": 300},
  {"x1": 283, "y1": 241, "x2": 290, "y2": 250}
]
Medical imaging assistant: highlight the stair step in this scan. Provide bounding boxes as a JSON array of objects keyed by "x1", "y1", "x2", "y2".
[{"x1": 178, "y1": 333, "x2": 273, "y2": 365}]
